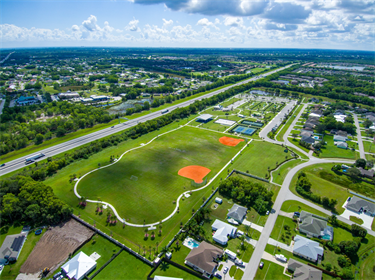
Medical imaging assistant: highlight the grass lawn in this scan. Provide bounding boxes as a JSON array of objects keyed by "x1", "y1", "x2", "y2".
[
  {"x1": 271, "y1": 159, "x2": 304, "y2": 185},
  {"x1": 234, "y1": 268, "x2": 244, "y2": 280},
  {"x1": 200, "y1": 121, "x2": 229, "y2": 132},
  {"x1": 150, "y1": 261, "x2": 202, "y2": 280},
  {"x1": 254, "y1": 259, "x2": 290, "y2": 280},
  {"x1": 360, "y1": 250, "x2": 375, "y2": 280},
  {"x1": 349, "y1": 216, "x2": 364, "y2": 225},
  {"x1": 270, "y1": 215, "x2": 298, "y2": 245},
  {"x1": 276, "y1": 104, "x2": 304, "y2": 142},
  {"x1": 363, "y1": 140, "x2": 374, "y2": 153},
  {"x1": 290, "y1": 138, "x2": 310, "y2": 153},
  {"x1": 77, "y1": 126, "x2": 245, "y2": 224},
  {"x1": 319, "y1": 135, "x2": 358, "y2": 159},
  {"x1": 0, "y1": 228, "x2": 46, "y2": 280},
  {"x1": 231, "y1": 141, "x2": 294, "y2": 179},
  {"x1": 94, "y1": 250, "x2": 151, "y2": 280},
  {"x1": 288, "y1": 163, "x2": 375, "y2": 209},
  {"x1": 281, "y1": 200, "x2": 327, "y2": 217}
]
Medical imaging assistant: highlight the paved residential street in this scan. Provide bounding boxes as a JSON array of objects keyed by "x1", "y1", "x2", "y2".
[{"x1": 353, "y1": 113, "x2": 366, "y2": 159}]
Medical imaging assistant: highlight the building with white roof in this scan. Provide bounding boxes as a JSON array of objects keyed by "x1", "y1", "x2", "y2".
[
  {"x1": 211, "y1": 219, "x2": 237, "y2": 245},
  {"x1": 62, "y1": 251, "x2": 97, "y2": 280}
]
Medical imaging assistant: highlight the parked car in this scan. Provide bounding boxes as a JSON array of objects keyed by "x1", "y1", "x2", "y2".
[
  {"x1": 266, "y1": 211, "x2": 270, "y2": 215},
  {"x1": 259, "y1": 261, "x2": 264, "y2": 269},
  {"x1": 35, "y1": 229, "x2": 43, "y2": 235},
  {"x1": 275, "y1": 254, "x2": 287, "y2": 262},
  {"x1": 214, "y1": 272, "x2": 222, "y2": 279},
  {"x1": 235, "y1": 259, "x2": 244, "y2": 267},
  {"x1": 294, "y1": 212, "x2": 300, "y2": 217},
  {"x1": 53, "y1": 272, "x2": 62, "y2": 279},
  {"x1": 223, "y1": 267, "x2": 229, "y2": 274}
]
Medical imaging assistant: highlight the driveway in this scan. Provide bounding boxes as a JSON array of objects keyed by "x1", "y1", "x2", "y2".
[
  {"x1": 261, "y1": 251, "x2": 288, "y2": 268},
  {"x1": 279, "y1": 210, "x2": 295, "y2": 219},
  {"x1": 268, "y1": 238, "x2": 294, "y2": 252},
  {"x1": 242, "y1": 220, "x2": 264, "y2": 232},
  {"x1": 216, "y1": 259, "x2": 236, "y2": 280},
  {"x1": 340, "y1": 207, "x2": 374, "y2": 231}
]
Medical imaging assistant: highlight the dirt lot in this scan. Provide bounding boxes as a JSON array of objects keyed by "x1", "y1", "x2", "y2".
[{"x1": 20, "y1": 219, "x2": 94, "y2": 275}]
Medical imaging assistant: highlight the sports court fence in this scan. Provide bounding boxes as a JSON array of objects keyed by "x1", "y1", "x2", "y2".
[{"x1": 191, "y1": 177, "x2": 208, "y2": 187}]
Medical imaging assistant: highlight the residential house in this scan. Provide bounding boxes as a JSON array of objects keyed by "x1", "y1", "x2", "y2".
[
  {"x1": 346, "y1": 196, "x2": 375, "y2": 216},
  {"x1": 358, "y1": 167, "x2": 375, "y2": 179},
  {"x1": 0, "y1": 233, "x2": 27, "y2": 264},
  {"x1": 211, "y1": 219, "x2": 237, "y2": 245},
  {"x1": 299, "y1": 211, "x2": 333, "y2": 241},
  {"x1": 293, "y1": 235, "x2": 324, "y2": 263},
  {"x1": 301, "y1": 135, "x2": 315, "y2": 145},
  {"x1": 185, "y1": 241, "x2": 223, "y2": 278},
  {"x1": 288, "y1": 259, "x2": 322, "y2": 280},
  {"x1": 62, "y1": 251, "x2": 97, "y2": 280},
  {"x1": 58, "y1": 92, "x2": 80, "y2": 99},
  {"x1": 337, "y1": 142, "x2": 348, "y2": 149},
  {"x1": 16, "y1": 96, "x2": 38, "y2": 106},
  {"x1": 336, "y1": 130, "x2": 348, "y2": 137},
  {"x1": 303, "y1": 123, "x2": 315, "y2": 130},
  {"x1": 333, "y1": 135, "x2": 348, "y2": 142},
  {"x1": 300, "y1": 131, "x2": 314, "y2": 138},
  {"x1": 227, "y1": 204, "x2": 247, "y2": 224}
]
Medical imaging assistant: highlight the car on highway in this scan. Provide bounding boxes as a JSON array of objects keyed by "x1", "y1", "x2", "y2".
[
  {"x1": 0, "y1": 163, "x2": 5, "y2": 167},
  {"x1": 223, "y1": 267, "x2": 229, "y2": 274},
  {"x1": 259, "y1": 261, "x2": 264, "y2": 269},
  {"x1": 111, "y1": 126, "x2": 115, "y2": 128}
]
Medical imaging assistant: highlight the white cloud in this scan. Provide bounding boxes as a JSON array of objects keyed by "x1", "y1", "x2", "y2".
[
  {"x1": 224, "y1": 16, "x2": 245, "y2": 28},
  {"x1": 127, "y1": 18, "x2": 140, "y2": 31},
  {"x1": 82, "y1": 15, "x2": 99, "y2": 31},
  {"x1": 162, "y1": 18, "x2": 173, "y2": 27},
  {"x1": 197, "y1": 18, "x2": 219, "y2": 30}
]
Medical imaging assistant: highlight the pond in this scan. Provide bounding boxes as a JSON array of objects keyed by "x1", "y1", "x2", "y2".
[{"x1": 107, "y1": 98, "x2": 152, "y2": 115}]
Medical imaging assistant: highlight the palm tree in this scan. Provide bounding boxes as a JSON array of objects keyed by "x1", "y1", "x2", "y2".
[
  {"x1": 161, "y1": 246, "x2": 169, "y2": 255},
  {"x1": 244, "y1": 225, "x2": 250, "y2": 236}
]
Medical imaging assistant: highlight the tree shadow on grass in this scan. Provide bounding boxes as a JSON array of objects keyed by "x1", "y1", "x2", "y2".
[{"x1": 160, "y1": 261, "x2": 170, "y2": 272}]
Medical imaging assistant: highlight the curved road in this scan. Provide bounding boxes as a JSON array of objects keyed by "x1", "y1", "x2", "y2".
[{"x1": 0, "y1": 64, "x2": 294, "y2": 177}]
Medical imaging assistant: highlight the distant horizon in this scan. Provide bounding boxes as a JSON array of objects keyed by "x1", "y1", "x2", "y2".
[
  {"x1": 1, "y1": 46, "x2": 374, "y2": 53},
  {"x1": 1, "y1": 0, "x2": 374, "y2": 51}
]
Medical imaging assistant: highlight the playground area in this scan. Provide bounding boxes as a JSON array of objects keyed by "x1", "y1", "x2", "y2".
[{"x1": 77, "y1": 126, "x2": 245, "y2": 224}]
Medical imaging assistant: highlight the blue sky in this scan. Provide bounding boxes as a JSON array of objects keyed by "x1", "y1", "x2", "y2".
[{"x1": 1, "y1": 0, "x2": 374, "y2": 50}]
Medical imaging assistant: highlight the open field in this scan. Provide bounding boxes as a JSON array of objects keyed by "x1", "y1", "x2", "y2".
[
  {"x1": 231, "y1": 141, "x2": 294, "y2": 179},
  {"x1": 270, "y1": 215, "x2": 297, "y2": 245},
  {"x1": 271, "y1": 159, "x2": 304, "y2": 185},
  {"x1": 363, "y1": 140, "x2": 374, "y2": 153},
  {"x1": 78, "y1": 126, "x2": 245, "y2": 224},
  {"x1": 20, "y1": 219, "x2": 94, "y2": 275}
]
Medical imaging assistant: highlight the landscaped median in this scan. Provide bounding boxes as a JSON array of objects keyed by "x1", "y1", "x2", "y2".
[{"x1": 276, "y1": 103, "x2": 304, "y2": 142}]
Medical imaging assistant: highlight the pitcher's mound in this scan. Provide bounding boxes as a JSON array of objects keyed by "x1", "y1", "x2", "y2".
[
  {"x1": 178, "y1": 165, "x2": 211, "y2": 183},
  {"x1": 219, "y1": 136, "x2": 244, "y2": 146}
]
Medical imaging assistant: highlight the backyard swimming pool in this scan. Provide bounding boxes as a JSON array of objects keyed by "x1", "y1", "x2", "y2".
[{"x1": 183, "y1": 237, "x2": 200, "y2": 249}]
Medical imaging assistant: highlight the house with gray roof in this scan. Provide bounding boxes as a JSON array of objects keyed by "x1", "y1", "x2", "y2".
[
  {"x1": 185, "y1": 241, "x2": 223, "y2": 278},
  {"x1": 0, "y1": 233, "x2": 27, "y2": 264},
  {"x1": 288, "y1": 259, "x2": 322, "y2": 280},
  {"x1": 358, "y1": 167, "x2": 375, "y2": 179},
  {"x1": 301, "y1": 135, "x2": 315, "y2": 145},
  {"x1": 227, "y1": 204, "x2": 247, "y2": 224},
  {"x1": 299, "y1": 211, "x2": 333, "y2": 241},
  {"x1": 333, "y1": 135, "x2": 348, "y2": 142},
  {"x1": 346, "y1": 196, "x2": 375, "y2": 216},
  {"x1": 293, "y1": 235, "x2": 324, "y2": 263},
  {"x1": 300, "y1": 131, "x2": 314, "y2": 138},
  {"x1": 337, "y1": 142, "x2": 348, "y2": 149}
]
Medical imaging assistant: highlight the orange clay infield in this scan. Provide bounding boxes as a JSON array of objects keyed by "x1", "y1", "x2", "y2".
[
  {"x1": 178, "y1": 165, "x2": 211, "y2": 183},
  {"x1": 219, "y1": 136, "x2": 245, "y2": 147}
]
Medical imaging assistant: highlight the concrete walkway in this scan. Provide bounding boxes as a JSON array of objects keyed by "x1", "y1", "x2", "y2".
[
  {"x1": 279, "y1": 210, "x2": 295, "y2": 219},
  {"x1": 268, "y1": 238, "x2": 294, "y2": 252},
  {"x1": 261, "y1": 251, "x2": 289, "y2": 268},
  {"x1": 242, "y1": 220, "x2": 264, "y2": 232}
]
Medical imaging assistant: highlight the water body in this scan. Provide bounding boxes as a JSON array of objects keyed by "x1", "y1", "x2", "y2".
[
  {"x1": 107, "y1": 98, "x2": 152, "y2": 115},
  {"x1": 250, "y1": 90, "x2": 270, "y2": 95},
  {"x1": 322, "y1": 65, "x2": 365, "y2": 71}
]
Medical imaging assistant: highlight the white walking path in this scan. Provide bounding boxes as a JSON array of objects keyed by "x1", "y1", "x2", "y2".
[{"x1": 74, "y1": 124, "x2": 251, "y2": 227}]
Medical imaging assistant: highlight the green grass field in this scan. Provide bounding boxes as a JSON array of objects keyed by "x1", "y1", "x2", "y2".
[
  {"x1": 231, "y1": 141, "x2": 294, "y2": 179},
  {"x1": 363, "y1": 140, "x2": 374, "y2": 153},
  {"x1": 271, "y1": 159, "x2": 304, "y2": 185},
  {"x1": 78, "y1": 126, "x2": 245, "y2": 224},
  {"x1": 319, "y1": 135, "x2": 358, "y2": 159},
  {"x1": 254, "y1": 259, "x2": 290, "y2": 280},
  {"x1": 270, "y1": 215, "x2": 298, "y2": 245}
]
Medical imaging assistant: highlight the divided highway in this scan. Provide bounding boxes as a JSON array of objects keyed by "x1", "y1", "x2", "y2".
[{"x1": 0, "y1": 64, "x2": 293, "y2": 176}]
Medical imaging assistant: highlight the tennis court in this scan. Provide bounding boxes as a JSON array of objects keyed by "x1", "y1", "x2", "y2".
[
  {"x1": 241, "y1": 120, "x2": 264, "y2": 127},
  {"x1": 232, "y1": 125, "x2": 257, "y2": 135}
]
